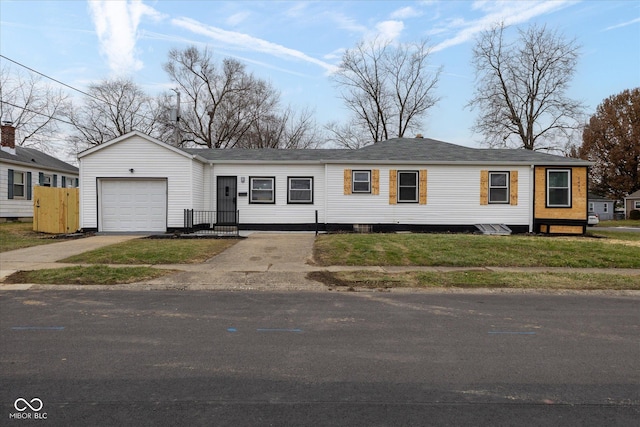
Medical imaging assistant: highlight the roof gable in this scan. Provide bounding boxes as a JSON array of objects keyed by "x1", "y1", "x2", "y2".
[{"x1": 77, "y1": 131, "x2": 197, "y2": 160}]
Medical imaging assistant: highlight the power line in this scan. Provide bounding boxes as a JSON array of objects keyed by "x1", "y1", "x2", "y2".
[{"x1": 0, "y1": 54, "x2": 173, "y2": 125}]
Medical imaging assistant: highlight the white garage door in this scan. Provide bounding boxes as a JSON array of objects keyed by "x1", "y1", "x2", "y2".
[{"x1": 100, "y1": 179, "x2": 167, "y2": 232}]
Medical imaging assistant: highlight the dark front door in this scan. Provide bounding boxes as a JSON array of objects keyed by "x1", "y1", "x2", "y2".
[{"x1": 217, "y1": 176, "x2": 237, "y2": 224}]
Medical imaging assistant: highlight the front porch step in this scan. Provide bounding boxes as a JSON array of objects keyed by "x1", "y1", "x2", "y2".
[{"x1": 475, "y1": 224, "x2": 512, "y2": 235}]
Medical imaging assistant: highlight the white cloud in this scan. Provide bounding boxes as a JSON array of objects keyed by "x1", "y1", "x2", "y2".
[
  {"x1": 374, "y1": 20, "x2": 405, "y2": 42},
  {"x1": 227, "y1": 11, "x2": 251, "y2": 27},
  {"x1": 88, "y1": 0, "x2": 164, "y2": 75},
  {"x1": 432, "y1": 0, "x2": 577, "y2": 52},
  {"x1": 171, "y1": 17, "x2": 339, "y2": 74},
  {"x1": 604, "y1": 17, "x2": 640, "y2": 31},
  {"x1": 390, "y1": 6, "x2": 422, "y2": 20}
]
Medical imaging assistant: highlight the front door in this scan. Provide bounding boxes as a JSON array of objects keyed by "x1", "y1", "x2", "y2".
[{"x1": 217, "y1": 176, "x2": 237, "y2": 224}]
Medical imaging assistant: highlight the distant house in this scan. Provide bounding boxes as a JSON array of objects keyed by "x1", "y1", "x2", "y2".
[
  {"x1": 78, "y1": 131, "x2": 594, "y2": 235},
  {"x1": 588, "y1": 193, "x2": 615, "y2": 221},
  {"x1": 1, "y1": 124, "x2": 79, "y2": 221},
  {"x1": 624, "y1": 190, "x2": 640, "y2": 219}
]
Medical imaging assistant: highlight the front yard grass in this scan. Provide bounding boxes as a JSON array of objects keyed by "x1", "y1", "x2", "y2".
[
  {"x1": 0, "y1": 222, "x2": 75, "y2": 252},
  {"x1": 60, "y1": 238, "x2": 239, "y2": 265},
  {"x1": 3, "y1": 265, "x2": 173, "y2": 286},
  {"x1": 314, "y1": 233, "x2": 640, "y2": 268},
  {"x1": 309, "y1": 270, "x2": 640, "y2": 291}
]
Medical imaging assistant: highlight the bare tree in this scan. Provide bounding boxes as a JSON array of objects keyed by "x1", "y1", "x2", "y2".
[
  {"x1": 0, "y1": 65, "x2": 68, "y2": 151},
  {"x1": 331, "y1": 37, "x2": 441, "y2": 145},
  {"x1": 468, "y1": 23, "x2": 585, "y2": 151},
  {"x1": 324, "y1": 120, "x2": 371, "y2": 149},
  {"x1": 243, "y1": 106, "x2": 321, "y2": 149},
  {"x1": 165, "y1": 46, "x2": 292, "y2": 149},
  {"x1": 64, "y1": 77, "x2": 168, "y2": 149}
]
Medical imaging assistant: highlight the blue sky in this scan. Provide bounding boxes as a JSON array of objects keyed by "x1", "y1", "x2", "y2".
[{"x1": 1, "y1": 0, "x2": 639, "y2": 148}]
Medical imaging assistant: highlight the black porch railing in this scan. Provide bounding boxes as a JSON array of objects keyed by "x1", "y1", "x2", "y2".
[{"x1": 183, "y1": 209, "x2": 239, "y2": 236}]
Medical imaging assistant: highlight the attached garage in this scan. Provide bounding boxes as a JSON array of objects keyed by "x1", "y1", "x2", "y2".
[{"x1": 99, "y1": 179, "x2": 167, "y2": 232}]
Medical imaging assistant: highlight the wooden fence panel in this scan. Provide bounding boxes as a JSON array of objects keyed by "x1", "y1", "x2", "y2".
[{"x1": 33, "y1": 187, "x2": 79, "y2": 234}]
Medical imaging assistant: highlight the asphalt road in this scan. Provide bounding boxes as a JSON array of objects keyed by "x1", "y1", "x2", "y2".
[{"x1": 1, "y1": 290, "x2": 638, "y2": 426}]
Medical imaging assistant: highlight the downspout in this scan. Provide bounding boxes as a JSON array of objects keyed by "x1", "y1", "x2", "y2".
[
  {"x1": 324, "y1": 163, "x2": 329, "y2": 231},
  {"x1": 529, "y1": 164, "x2": 535, "y2": 233}
]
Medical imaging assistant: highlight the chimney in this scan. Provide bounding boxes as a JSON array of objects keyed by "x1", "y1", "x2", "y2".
[
  {"x1": 1, "y1": 122, "x2": 16, "y2": 154},
  {"x1": 415, "y1": 134, "x2": 424, "y2": 139}
]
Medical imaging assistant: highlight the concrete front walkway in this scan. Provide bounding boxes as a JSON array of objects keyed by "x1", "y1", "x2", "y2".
[{"x1": 0, "y1": 235, "x2": 142, "y2": 281}]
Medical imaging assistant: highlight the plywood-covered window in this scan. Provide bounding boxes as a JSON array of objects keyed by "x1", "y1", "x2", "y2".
[{"x1": 547, "y1": 169, "x2": 571, "y2": 207}]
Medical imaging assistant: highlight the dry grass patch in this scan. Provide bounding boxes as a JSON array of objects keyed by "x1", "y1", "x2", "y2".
[
  {"x1": 0, "y1": 221, "x2": 78, "y2": 252},
  {"x1": 3, "y1": 265, "x2": 173, "y2": 286},
  {"x1": 309, "y1": 270, "x2": 640, "y2": 291}
]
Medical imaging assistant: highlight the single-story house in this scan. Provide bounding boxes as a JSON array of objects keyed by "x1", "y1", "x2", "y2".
[
  {"x1": 77, "y1": 131, "x2": 592, "y2": 234},
  {"x1": 1, "y1": 124, "x2": 79, "y2": 221},
  {"x1": 624, "y1": 190, "x2": 640, "y2": 219},
  {"x1": 588, "y1": 193, "x2": 615, "y2": 221}
]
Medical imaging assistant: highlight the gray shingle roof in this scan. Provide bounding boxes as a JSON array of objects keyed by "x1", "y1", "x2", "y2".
[
  {"x1": 181, "y1": 137, "x2": 591, "y2": 166},
  {"x1": 0, "y1": 146, "x2": 78, "y2": 173}
]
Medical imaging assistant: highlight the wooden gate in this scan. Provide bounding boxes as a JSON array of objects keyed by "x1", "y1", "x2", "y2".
[{"x1": 33, "y1": 187, "x2": 79, "y2": 234}]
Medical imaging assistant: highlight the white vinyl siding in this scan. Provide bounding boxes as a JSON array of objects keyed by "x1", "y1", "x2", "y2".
[
  {"x1": 326, "y1": 164, "x2": 530, "y2": 226},
  {"x1": 211, "y1": 164, "x2": 325, "y2": 224},
  {"x1": 79, "y1": 134, "x2": 198, "y2": 230}
]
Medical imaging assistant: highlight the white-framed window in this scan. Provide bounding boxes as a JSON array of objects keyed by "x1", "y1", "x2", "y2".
[
  {"x1": 397, "y1": 171, "x2": 418, "y2": 203},
  {"x1": 288, "y1": 177, "x2": 313, "y2": 204},
  {"x1": 589, "y1": 202, "x2": 594, "y2": 212},
  {"x1": 12, "y1": 171, "x2": 25, "y2": 198},
  {"x1": 352, "y1": 170, "x2": 371, "y2": 193},
  {"x1": 603, "y1": 203, "x2": 608, "y2": 213},
  {"x1": 41, "y1": 174, "x2": 52, "y2": 187},
  {"x1": 635, "y1": 201, "x2": 640, "y2": 209},
  {"x1": 547, "y1": 169, "x2": 571, "y2": 207},
  {"x1": 489, "y1": 172, "x2": 509, "y2": 204},
  {"x1": 249, "y1": 177, "x2": 275, "y2": 204}
]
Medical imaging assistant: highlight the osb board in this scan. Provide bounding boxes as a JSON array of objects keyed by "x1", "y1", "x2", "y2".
[
  {"x1": 534, "y1": 166, "x2": 587, "y2": 220},
  {"x1": 548, "y1": 225, "x2": 584, "y2": 235}
]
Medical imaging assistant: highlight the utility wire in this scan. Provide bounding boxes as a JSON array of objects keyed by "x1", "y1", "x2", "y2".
[{"x1": 0, "y1": 54, "x2": 175, "y2": 125}]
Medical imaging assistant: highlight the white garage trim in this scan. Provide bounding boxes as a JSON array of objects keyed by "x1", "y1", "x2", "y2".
[{"x1": 98, "y1": 178, "x2": 167, "y2": 232}]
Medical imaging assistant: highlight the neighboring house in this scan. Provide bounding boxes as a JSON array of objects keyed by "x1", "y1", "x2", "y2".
[
  {"x1": 624, "y1": 190, "x2": 640, "y2": 219},
  {"x1": 588, "y1": 193, "x2": 615, "y2": 221},
  {"x1": 77, "y1": 131, "x2": 592, "y2": 235},
  {"x1": 1, "y1": 124, "x2": 79, "y2": 221}
]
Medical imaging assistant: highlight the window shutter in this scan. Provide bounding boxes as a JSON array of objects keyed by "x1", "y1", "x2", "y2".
[
  {"x1": 26, "y1": 172, "x2": 32, "y2": 200},
  {"x1": 419, "y1": 170, "x2": 427, "y2": 205},
  {"x1": 53, "y1": 174, "x2": 58, "y2": 187},
  {"x1": 480, "y1": 170, "x2": 488, "y2": 205},
  {"x1": 344, "y1": 169, "x2": 352, "y2": 195},
  {"x1": 75, "y1": 178, "x2": 79, "y2": 187},
  {"x1": 389, "y1": 170, "x2": 397, "y2": 205},
  {"x1": 39, "y1": 172, "x2": 44, "y2": 185},
  {"x1": 372, "y1": 169, "x2": 380, "y2": 195},
  {"x1": 8, "y1": 169, "x2": 14, "y2": 199},
  {"x1": 510, "y1": 171, "x2": 518, "y2": 205}
]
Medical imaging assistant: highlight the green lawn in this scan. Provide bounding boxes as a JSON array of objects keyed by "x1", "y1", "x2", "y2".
[
  {"x1": 60, "y1": 238, "x2": 239, "y2": 264},
  {"x1": 314, "y1": 233, "x2": 640, "y2": 268},
  {"x1": 597, "y1": 219, "x2": 640, "y2": 228},
  {"x1": 3, "y1": 265, "x2": 172, "y2": 286},
  {"x1": 0, "y1": 221, "x2": 75, "y2": 252}
]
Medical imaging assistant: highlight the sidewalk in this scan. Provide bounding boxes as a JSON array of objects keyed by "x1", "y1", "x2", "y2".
[{"x1": 1, "y1": 232, "x2": 639, "y2": 291}]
